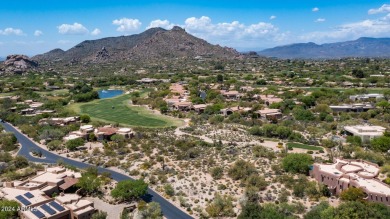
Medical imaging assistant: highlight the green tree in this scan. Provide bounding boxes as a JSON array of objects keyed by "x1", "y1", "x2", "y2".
[
  {"x1": 352, "y1": 69, "x2": 365, "y2": 78},
  {"x1": 238, "y1": 202, "x2": 263, "y2": 219},
  {"x1": 205, "y1": 103, "x2": 224, "y2": 115},
  {"x1": 47, "y1": 140, "x2": 63, "y2": 151},
  {"x1": 293, "y1": 107, "x2": 315, "y2": 121},
  {"x1": 293, "y1": 183, "x2": 306, "y2": 198},
  {"x1": 13, "y1": 156, "x2": 28, "y2": 169},
  {"x1": 333, "y1": 201, "x2": 368, "y2": 218},
  {"x1": 66, "y1": 138, "x2": 84, "y2": 151},
  {"x1": 0, "y1": 200, "x2": 19, "y2": 218},
  {"x1": 39, "y1": 129, "x2": 65, "y2": 141},
  {"x1": 206, "y1": 193, "x2": 235, "y2": 217},
  {"x1": 370, "y1": 136, "x2": 390, "y2": 152},
  {"x1": 340, "y1": 187, "x2": 366, "y2": 201},
  {"x1": 76, "y1": 170, "x2": 101, "y2": 195},
  {"x1": 377, "y1": 100, "x2": 390, "y2": 110},
  {"x1": 304, "y1": 201, "x2": 331, "y2": 219},
  {"x1": 245, "y1": 186, "x2": 260, "y2": 202},
  {"x1": 159, "y1": 104, "x2": 168, "y2": 114},
  {"x1": 217, "y1": 74, "x2": 224, "y2": 83},
  {"x1": 80, "y1": 114, "x2": 91, "y2": 123},
  {"x1": 282, "y1": 153, "x2": 313, "y2": 174},
  {"x1": 276, "y1": 126, "x2": 292, "y2": 139},
  {"x1": 300, "y1": 95, "x2": 316, "y2": 108},
  {"x1": 346, "y1": 136, "x2": 362, "y2": 147},
  {"x1": 0, "y1": 133, "x2": 18, "y2": 151},
  {"x1": 245, "y1": 174, "x2": 268, "y2": 190},
  {"x1": 210, "y1": 166, "x2": 224, "y2": 179},
  {"x1": 111, "y1": 179, "x2": 148, "y2": 201},
  {"x1": 228, "y1": 160, "x2": 257, "y2": 181},
  {"x1": 256, "y1": 79, "x2": 267, "y2": 85},
  {"x1": 239, "y1": 203, "x2": 296, "y2": 219},
  {"x1": 91, "y1": 210, "x2": 107, "y2": 219},
  {"x1": 164, "y1": 184, "x2": 175, "y2": 197},
  {"x1": 138, "y1": 202, "x2": 163, "y2": 219}
]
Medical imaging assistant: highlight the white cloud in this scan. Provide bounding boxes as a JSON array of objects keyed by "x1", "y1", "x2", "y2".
[
  {"x1": 300, "y1": 17, "x2": 390, "y2": 43},
  {"x1": 0, "y1": 28, "x2": 24, "y2": 36},
  {"x1": 58, "y1": 23, "x2": 89, "y2": 35},
  {"x1": 91, "y1": 28, "x2": 101, "y2": 36},
  {"x1": 147, "y1": 19, "x2": 174, "y2": 29},
  {"x1": 34, "y1": 30, "x2": 43, "y2": 36},
  {"x1": 180, "y1": 16, "x2": 282, "y2": 48},
  {"x1": 315, "y1": 18, "x2": 326, "y2": 23},
  {"x1": 185, "y1": 16, "x2": 213, "y2": 33},
  {"x1": 312, "y1": 7, "x2": 319, "y2": 12},
  {"x1": 243, "y1": 22, "x2": 278, "y2": 37},
  {"x1": 269, "y1": 15, "x2": 277, "y2": 20},
  {"x1": 112, "y1": 18, "x2": 141, "y2": 32},
  {"x1": 368, "y1": 4, "x2": 390, "y2": 14},
  {"x1": 183, "y1": 16, "x2": 278, "y2": 38}
]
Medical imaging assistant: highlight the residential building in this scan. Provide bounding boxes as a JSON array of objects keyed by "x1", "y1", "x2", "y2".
[
  {"x1": 220, "y1": 90, "x2": 242, "y2": 100},
  {"x1": 350, "y1": 94, "x2": 384, "y2": 102},
  {"x1": 344, "y1": 125, "x2": 386, "y2": 143},
  {"x1": 39, "y1": 116, "x2": 80, "y2": 126},
  {"x1": 220, "y1": 106, "x2": 251, "y2": 116},
  {"x1": 258, "y1": 95, "x2": 283, "y2": 105},
  {"x1": 170, "y1": 83, "x2": 189, "y2": 96},
  {"x1": 172, "y1": 101, "x2": 193, "y2": 111},
  {"x1": 329, "y1": 103, "x2": 374, "y2": 113},
  {"x1": 192, "y1": 104, "x2": 208, "y2": 114},
  {"x1": 94, "y1": 126, "x2": 118, "y2": 141},
  {"x1": 64, "y1": 125, "x2": 134, "y2": 142},
  {"x1": 117, "y1": 128, "x2": 134, "y2": 138},
  {"x1": 255, "y1": 108, "x2": 283, "y2": 120},
  {"x1": 240, "y1": 86, "x2": 254, "y2": 92},
  {"x1": 64, "y1": 125, "x2": 94, "y2": 141},
  {"x1": 21, "y1": 108, "x2": 36, "y2": 115},
  {"x1": 310, "y1": 159, "x2": 390, "y2": 206},
  {"x1": 164, "y1": 95, "x2": 184, "y2": 107},
  {"x1": 0, "y1": 166, "x2": 96, "y2": 219},
  {"x1": 136, "y1": 78, "x2": 170, "y2": 84}
]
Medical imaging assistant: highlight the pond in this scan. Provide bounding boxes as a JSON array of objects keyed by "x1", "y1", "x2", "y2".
[{"x1": 98, "y1": 90, "x2": 124, "y2": 99}]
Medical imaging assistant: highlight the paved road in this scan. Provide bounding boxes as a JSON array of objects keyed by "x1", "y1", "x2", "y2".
[{"x1": 1, "y1": 122, "x2": 193, "y2": 219}]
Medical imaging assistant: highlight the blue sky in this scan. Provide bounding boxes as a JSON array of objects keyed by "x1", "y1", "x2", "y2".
[{"x1": 1, "y1": 1, "x2": 390, "y2": 56}]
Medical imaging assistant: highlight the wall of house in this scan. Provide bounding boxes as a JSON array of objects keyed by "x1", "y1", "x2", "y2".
[{"x1": 311, "y1": 164, "x2": 390, "y2": 206}]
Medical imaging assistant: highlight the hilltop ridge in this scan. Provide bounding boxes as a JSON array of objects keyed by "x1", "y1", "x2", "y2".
[{"x1": 33, "y1": 26, "x2": 239, "y2": 64}]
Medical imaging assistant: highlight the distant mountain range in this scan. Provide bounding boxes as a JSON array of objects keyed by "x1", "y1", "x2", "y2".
[
  {"x1": 258, "y1": 37, "x2": 390, "y2": 59},
  {"x1": 0, "y1": 57, "x2": 4, "y2": 62},
  {"x1": 33, "y1": 26, "x2": 239, "y2": 63}
]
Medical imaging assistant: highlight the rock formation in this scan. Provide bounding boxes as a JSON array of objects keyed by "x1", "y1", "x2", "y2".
[{"x1": 1, "y1": 54, "x2": 38, "y2": 74}]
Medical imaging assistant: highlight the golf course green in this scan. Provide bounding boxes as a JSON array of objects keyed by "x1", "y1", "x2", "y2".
[{"x1": 69, "y1": 94, "x2": 183, "y2": 128}]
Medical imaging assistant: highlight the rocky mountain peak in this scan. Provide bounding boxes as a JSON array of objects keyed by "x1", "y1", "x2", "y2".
[
  {"x1": 32, "y1": 27, "x2": 239, "y2": 64},
  {"x1": 1, "y1": 54, "x2": 38, "y2": 74},
  {"x1": 94, "y1": 46, "x2": 110, "y2": 61},
  {"x1": 171, "y1": 26, "x2": 185, "y2": 32}
]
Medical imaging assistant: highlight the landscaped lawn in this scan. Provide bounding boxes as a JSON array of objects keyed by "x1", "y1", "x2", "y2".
[
  {"x1": 37, "y1": 89, "x2": 69, "y2": 96},
  {"x1": 69, "y1": 94, "x2": 183, "y2": 128},
  {"x1": 287, "y1": 142, "x2": 323, "y2": 151}
]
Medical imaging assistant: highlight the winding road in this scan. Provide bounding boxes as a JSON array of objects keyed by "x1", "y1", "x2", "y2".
[{"x1": 1, "y1": 122, "x2": 193, "y2": 219}]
